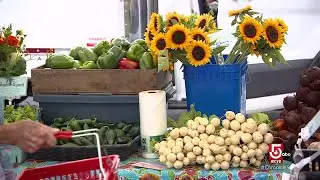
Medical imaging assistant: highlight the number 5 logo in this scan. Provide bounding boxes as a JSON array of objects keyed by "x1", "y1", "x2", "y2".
[{"x1": 269, "y1": 144, "x2": 283, "y2": 160}]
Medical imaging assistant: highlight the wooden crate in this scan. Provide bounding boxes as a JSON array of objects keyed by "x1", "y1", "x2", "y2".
[{"x1": 31, "y1": 67, "x2": 172, "y2": 95}]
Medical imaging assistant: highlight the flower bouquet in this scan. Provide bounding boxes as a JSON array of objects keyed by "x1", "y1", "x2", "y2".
[
  {"x1": 145, "y1": 12, "x2": 226, "y2": 72},
  {"x1": 0, "y1": 24, "x2": 27, "y2": 77},
  {"x1": 226, "y1": 5, "x2": 288, "y2": 67}
]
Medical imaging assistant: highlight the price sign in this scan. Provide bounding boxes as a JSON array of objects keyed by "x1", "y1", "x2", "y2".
[{"x1": 0, "y1": 76, "x2": 28, "y2": 97}]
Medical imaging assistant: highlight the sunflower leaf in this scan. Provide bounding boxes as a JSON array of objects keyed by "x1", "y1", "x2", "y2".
[
  {"x1": 231, "y1": 18, "x2": 238, "y2": 26},
  {"x1": 211, "y1": 46, "x2": 226, "y2": 56},
  {"x1": 274, "y1": 49, "x2": 287, "y2": 64}
]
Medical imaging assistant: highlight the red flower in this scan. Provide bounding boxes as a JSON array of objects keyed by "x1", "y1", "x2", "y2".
[
  {"x1": 0, "y1": 37, "x2": 5, "y2": 45},
  {"x1": 7, "y1": 35, "x2": 19, "y2": 47}
]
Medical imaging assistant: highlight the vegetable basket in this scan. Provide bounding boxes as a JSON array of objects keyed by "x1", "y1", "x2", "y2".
[{"x1": 18, "y1": 129, "x2": 120, "y2": 180}]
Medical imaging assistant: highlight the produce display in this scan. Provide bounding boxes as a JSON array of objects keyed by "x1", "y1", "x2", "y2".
[
  {"x1": 45, "y1": 38, "x2": 156, "y2": 70},
  {"x1": 155, "y1": 111, "x2": 274, "y2": 170},
  {"x1": 275, "y1": 66, "x2": 320, "y2": 148},
  {"x1": 4, "y1": 105, "x2": 41, "y2": 124},
  {"x1": 50, "y1": 117, "x2": 140, "y2": 146}
]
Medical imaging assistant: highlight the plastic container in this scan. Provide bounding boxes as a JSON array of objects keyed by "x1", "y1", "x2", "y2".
[
  {"x1": 34, "y1": 83, "x2": 176, "y2": 125},
  {"x1": 184, "y1": 60, "x2": 247, "y2": 118},
  {"x1": 0, "y1": 145, "x2": 26, "y2": 167}
]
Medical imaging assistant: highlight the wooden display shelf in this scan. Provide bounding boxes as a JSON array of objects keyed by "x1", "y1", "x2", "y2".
[{"x1": 31, "y1": 67, "x2": 172, "y2": 95}]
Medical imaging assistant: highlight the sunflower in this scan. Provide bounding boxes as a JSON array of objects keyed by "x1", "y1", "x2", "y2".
[
  {"x1": 150, "y1": 33, "x2": 167, "y2": 54},
  {"x1": 144, "y1": 29, "x2": 155, "y2": 45},
  {"x1": 139, "y1": 173, "x2": 161, "y2": 180},
  {"x1": 239, "y1": 16, "x2": 264, "y2": 44},
  {"x1": 190, "y1": 28, "x2": 210, "y2": 43},
  {"x1": 228, "y1": 5, "x2": 252, "y2": 16},
  {"x1": 165, "y1": 12, "x2": 180, "y2": 28},
  {"x1": 148, "y1": 13, "x2": 161, "y2": 34},
  {"x1": 263, "y1": 18, "x2": 285, "y2": 48},
  {"x1": 275, "y1": 18, "x2": 288, "y2": 33},
  {"x1": 208, "y1": 19, "x2": 217, "y2": 33},
  {"x1": 228, "y1": 10, "x2": 240, "y2": 17},
  {"x1": 186, "y1": 40, "x2": 211, "y2": 67},
  {"x1": 195, "y1": 14, "x2": 214, "y2": 29},
  {"x1": 165, "y1": 24, "x2": 191, "y2": 49}
]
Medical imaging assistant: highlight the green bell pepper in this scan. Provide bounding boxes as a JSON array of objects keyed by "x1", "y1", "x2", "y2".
[
  {"x1": 73, "y1": 60, "x2": 81, "y2": 69},
  {"x1": 126, "y1": 44, "x2": 146, "y2": 62},
  {"x1": 49, "y1": 55, "x2": 75, "y2": 69},
  {"x1": 132, "y1": 39, "x2": 148, "y2": 51},
  {"x1": 139, "y1": 52, "x2": 155, "y2": 69},
  {"x1": 108, "y1": 46, "x2": 126, "y2": 62},
  {"x1": 96, "y1": 52, "x2": 118, "y2": 69},
  {"x1": 69, "y1": 47, "x2": 84, "y2": 60},
  {"x1": 78, "y1": 48, "x2": 98, "y2": 63},
  {"x1": 93, "y1": 40, "x2": 112, "y2": 56},
  {"x1": 111, "y1": 38, "x2": 131, "y2": 51},
  {"x1": 79, "y1": 61, "x2": 97, "y2": 69}
]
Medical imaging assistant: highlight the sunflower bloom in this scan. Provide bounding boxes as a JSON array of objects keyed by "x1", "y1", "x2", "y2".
[
  {"x1": 148, "y1": 13, "x2": 161, "y2": 34},
  {"x1": 228, "y1": 5, "x2": 252, "y2": 16},
  {"x1": 190, "y1": 28, "x2": 210, "y2": 43},
  {"x1": 165, "y1": 24, "x2": 191, "y2": 49},
  {"x1": 275, "y1": 18, "x2": 288, "y2": 33},
  {"x1": 195, "y1": 14, "x2": 214, "y2": 29},
  {"x1": 165, "y1": 12, "x2": 180, "y2": 28},
  {"x1": 150, "y1": 33, "x2": 167, "y2": 55},
  {"x1": 239, "y1": 16, "x2": 264, "y2": 44},
  {"x1": 263, "y1": 18, "x2": 285, "y2": 48},
  {"x1": 208, "y1": 20, "x2": 217, "y2": 33},
  {"x1": 144, "y1": 29, "x2": 155, "y2": 45},
  {"x1": 186, "y1": 40, "x2": 211, "y2": 67}
]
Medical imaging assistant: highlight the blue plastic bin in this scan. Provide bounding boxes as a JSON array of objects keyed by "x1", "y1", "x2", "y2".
[{"x1": 184, "y1": 60, "x2": 248, "y2": 118}]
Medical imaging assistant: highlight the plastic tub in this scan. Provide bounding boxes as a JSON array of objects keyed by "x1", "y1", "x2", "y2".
[
  {"x1": 33, "y1": 83, "x2": 176, "y2": 124},
  {"x1": 184, "y1": 60, "x2": 247, "y2": 118}
]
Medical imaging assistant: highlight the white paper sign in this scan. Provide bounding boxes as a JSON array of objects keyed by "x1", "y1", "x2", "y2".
[{"x1": 0, "y1": 76, "x2": 28, "y2": 97}]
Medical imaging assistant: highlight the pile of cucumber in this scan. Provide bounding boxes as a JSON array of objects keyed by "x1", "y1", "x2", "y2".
[{"x1": 51, "y1": 118, "x2": 140, "y2": 146}]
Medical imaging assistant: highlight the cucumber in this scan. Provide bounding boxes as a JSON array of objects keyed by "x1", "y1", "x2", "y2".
[
  {"x1": 72, "y1": 137, "x2": 83, "y2": 146},
  {"x1": 70, "y1": 120, "x2": 82, "y2": 131},
  {"x1": 99, "y1": 126, "x2": 109, "y2": 143},
  {"x1": 114, "y1": 129, "x2": 124, "y2": 137},
  {"x1": 79, "y1": 137, "x2": 93, "y2": 146}
]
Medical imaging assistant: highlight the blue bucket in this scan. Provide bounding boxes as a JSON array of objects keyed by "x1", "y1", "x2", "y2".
[{"x1": 183, "y1": 58, "x2": 248, "y2": 118}]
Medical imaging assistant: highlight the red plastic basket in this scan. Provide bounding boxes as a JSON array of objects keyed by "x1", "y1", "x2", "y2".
[{"x1": 18, "y1": 129, "x2": 120, "y2": 180}]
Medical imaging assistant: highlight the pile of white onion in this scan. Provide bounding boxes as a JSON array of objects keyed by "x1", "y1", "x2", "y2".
[{"x1": 154, "y1": 111, "x2": 274, "y2": 170}]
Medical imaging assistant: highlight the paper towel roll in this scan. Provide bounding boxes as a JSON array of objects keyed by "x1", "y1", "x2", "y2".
[
  {"x1": 139, "y1": 90, "x2": 167, "y2": 136},
  {"x1": 139, "y1": 90, "x2": 167, "y2": 158}
]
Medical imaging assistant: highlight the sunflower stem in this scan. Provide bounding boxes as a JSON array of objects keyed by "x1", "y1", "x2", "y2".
[
  {"x1": 236, "y1": 48, "x2": 250, "y2": 64},
  {"x1": 225, "y1": 39, "x2": 240, "y2": 64}
]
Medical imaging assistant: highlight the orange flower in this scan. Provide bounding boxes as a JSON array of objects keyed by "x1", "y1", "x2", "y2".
[
  {"x1": 7, "y1": 35, "x2": 19, "y2": 47},
  {"x1": 0, "y1": 37, "x2": 5, "y2": 45}
]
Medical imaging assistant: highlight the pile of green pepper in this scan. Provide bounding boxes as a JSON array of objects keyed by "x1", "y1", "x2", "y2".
[
  {"x1": 44, "y1": 38, "x2": 156, "y2": 70},
  {"x1": 51, "y1": 118, "x2": 140, "y2": 146}
]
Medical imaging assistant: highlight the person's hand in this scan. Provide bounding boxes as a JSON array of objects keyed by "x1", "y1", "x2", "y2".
[{"x1": 3, "y1": 120, "x2": 59, "y2": 153}]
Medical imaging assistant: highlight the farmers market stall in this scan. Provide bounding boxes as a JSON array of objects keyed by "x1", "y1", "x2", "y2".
[{"x1": 3, "y1": 5, "x2": 319, "y2": 180}]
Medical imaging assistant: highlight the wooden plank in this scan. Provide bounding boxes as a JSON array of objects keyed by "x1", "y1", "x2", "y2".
[{"x1": 31, "y1": 67, "x2": 172, "y2": 94}]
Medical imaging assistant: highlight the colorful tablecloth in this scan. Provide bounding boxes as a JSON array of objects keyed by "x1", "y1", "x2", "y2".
[{"x1": 14, "y1": 157, "x2": 291, "y2": 180}]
